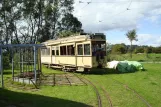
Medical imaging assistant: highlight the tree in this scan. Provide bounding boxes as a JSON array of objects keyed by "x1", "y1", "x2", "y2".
[
  {"x1": 144, "y1": 47, "x2": 149, "y2": 58},
  {"x1": 0, "y1": 0, "x2": 24, "y2": 44},
  {"x1": 58, "y1": 31, "x2": 78, "y2": 38},
  {"x1": 58, "y1": 13, "x2": 82, "y2": 33},
  {"x1": 39, "y1": 0, "x2": 79, "y2": 42},
  {"x1": 126, "y1": 29, "x2": 138, "y2": 58},
  {"x1": 0, "y1": 0, "x2": 18, "y2": 44},
  {"x1": 57, "y1": 13, "x2": 82, "y2": 38},
  {"x1": 134, "y1": 47, "x2": 144, "y2": 54},
  {"x1": 147, "y1": 46, "x2": 153, "y2": 53},
  {"x1": 0, "y1": 0, "x2": 81, "y2": 68},
  {"x1": 111, "y1": 44, "x2": 126, "y2": 54},
  {"x1": 0, "y1": 0, "x2": 82, "y2": 44}
]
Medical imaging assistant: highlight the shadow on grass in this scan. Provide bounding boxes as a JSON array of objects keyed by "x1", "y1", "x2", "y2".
[
  {"x1": 0, "y1": 88, "x2": 92, "y2": 107},
  {"x1": 77, "y1": 68, "x2": 120, "y2": 75},
  {"x1": 78, "y1": 68, "x2": 143, "y2": 75},
  {"x1": 138, "y1": 60, "x2": 145, "y2": 62},
  {"x1": 3, "y1": 71, "x2": 12, "y2": 75}
]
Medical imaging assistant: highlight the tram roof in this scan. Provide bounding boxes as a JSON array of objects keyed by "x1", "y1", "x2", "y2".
[{"x1": 42, "y1": 34, "x2": 106, "y2": 46}]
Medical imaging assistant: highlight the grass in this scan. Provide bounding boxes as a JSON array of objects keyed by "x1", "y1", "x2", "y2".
[
  {"x1": 108, "y1": 53, "x2": 161, "y2": 62},
  {"x1": 1, "y1": 66, "x2": 97, "y2": 107},
  {"x1": 83, "y1": 63, "x2": 161, "y2": 107},
  {"x1": 1, "y1": 63, "x2": 161, "y2": 107}
]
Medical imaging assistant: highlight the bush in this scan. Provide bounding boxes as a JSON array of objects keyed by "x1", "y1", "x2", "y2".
[
  {"x1": 14, "y1": 53, "x2": 20, "y2": 69},
  {"x1": 111, "y1": 44, "x2": 127, "y2": 54},
  {"x1": 3, "y1": 51, "x2": 10, "y2": 69},
  {"x1": 134, "y1": 47, "x2": 144, "y2": 54}
]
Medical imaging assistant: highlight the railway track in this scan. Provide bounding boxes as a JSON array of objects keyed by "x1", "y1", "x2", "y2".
[
  {"x1": 65, "y1": 72, "x2": 151, "y2": 107},
  {"x1": 100, "y1": 85, "x2": 113, "y2": 107},
  {"x1": 111, "y1": 78, "x2": 152, "y2": 107},
  {"x1": 73, "y1": 73, "x2": 113, "y2": 107},
  {"x1": 83, "y1": 77, "x2": 102, "y2": 107},
  {"x1": 84, "y1": 76, "x2": 113, "y2": 107},
  {"x1": 64, "y1": 73, "x2": 72, "y2": 86},
  {"x1": 71, "y1": 73, "x2": 102, "y2": 107},
  {"x1": 73, "y1": 72, "x2": 152, "y2": 107}
]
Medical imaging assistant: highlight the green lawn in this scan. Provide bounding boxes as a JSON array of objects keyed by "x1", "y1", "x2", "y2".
[
  {"x1": 108, "y1": 53, "x2": 161, "y2": 62},
  {"x1": 82, "y1": 63, "x2": 161, "y2": 107},
  {"x1": 1, "y1": 67, "x2": 97, "y2": 107},
  {"x1": 1, "y1": 63, "x2": 161, "y2": 107}
]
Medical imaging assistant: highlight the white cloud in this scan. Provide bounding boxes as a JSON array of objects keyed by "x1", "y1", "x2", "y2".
[
  {"x1": 107, "y1": 34, "x2": 161, "y2": 47},
  {"x1": 109, "y1": 38, "x2": 129, "y2": 45},
  {"x1": 128, "y1": 34, "x2": 161, "y2": 46},
  {"x1": 73, "y1": 0, "x2": 161, "y2": 32}
]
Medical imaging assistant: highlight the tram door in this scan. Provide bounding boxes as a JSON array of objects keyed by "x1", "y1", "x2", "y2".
[{"x1": 92, "y1": 41, "x2": 106, "y2": 68}]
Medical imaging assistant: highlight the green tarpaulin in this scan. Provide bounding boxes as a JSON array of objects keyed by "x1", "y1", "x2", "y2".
[{"x1": 117, "y1": 61, "x2": 144, "y2": 73}]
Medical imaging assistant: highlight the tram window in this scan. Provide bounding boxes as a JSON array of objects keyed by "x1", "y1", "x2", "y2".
[
  {"x1": 52, "y1": 47, "x2": 55, "y2": 56},
  {"x1": 84, "y1": 44, "x2": 90, "y2": 55},
  {"x1": 67, "y1": 45, "x2": 75, "y2": 55},
  {"x1": 77, "y1": 44, "x2": 83, "y2": 55},
  {"x1": 46, "y1": 48, "x2": 50, "y2": 55},
  {"x1": 92, "y1": 41, "x2": 106, "y2": 56},
  {"x1": 52, "y1": 50, "x2": 55, "y2": 55},
  {"x1": 41, "y1": 48, "x2": 50, "y2": 56},
  {"x1": 56, "y1": 47, "x2": 59, "y2": 55},
  {"x1": 60, "y1": 46, "x2": 67, "y2": 55},
  {"x1": 41, "y1": 49, "x2": 45, "y2": 55},
  {"x1": 56, "y1": 50, "x2": 59, "y2": 55}
]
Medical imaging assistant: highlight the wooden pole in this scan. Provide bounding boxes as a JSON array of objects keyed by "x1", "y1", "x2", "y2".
[
  {"x1": 22, "y1": 49, "x2": 24, "y2": 84},
  {"x1": 39, "y1": 48, "x2": 42, "y2": 73},
  {"x1": 19, "y1": 48, "x2": 22, "y2": 73},
  {"x1": 12, "y1": 48, "x2": 14, "y2": 81},
  {"x1": 0, "y1": 47, "x2": 4, "y2": 88},
  {"x1": 34, "y1": 46, "x2": 37, "y2": 84}
]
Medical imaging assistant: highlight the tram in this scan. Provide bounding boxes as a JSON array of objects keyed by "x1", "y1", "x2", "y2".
[{"x1": 41, "y1": 33, "x2": 107, "y2": 71}]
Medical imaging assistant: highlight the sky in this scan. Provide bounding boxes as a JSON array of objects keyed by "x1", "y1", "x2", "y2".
[{"x1": 73, "y1": 0, "x2": 161, "y2": 47}]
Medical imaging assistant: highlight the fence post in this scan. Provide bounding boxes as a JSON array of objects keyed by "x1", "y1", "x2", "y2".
[
  {"x1": 0, "y1": 47, "x2": 4, "y2": 88},
  {"x1": 34, "y1": 46, "x2": 37, "y2": 84},
  {"x1": 12, "y1": 48, "x2": 14, "y2": 81}
]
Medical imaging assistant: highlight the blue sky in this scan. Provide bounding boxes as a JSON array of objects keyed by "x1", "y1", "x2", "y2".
[
  {"x1": 73, "y1": 0, "x2": 161, "y2": 46},
  {"x1": 106, "y1": 19, "x2": 161, "y2": 46}
]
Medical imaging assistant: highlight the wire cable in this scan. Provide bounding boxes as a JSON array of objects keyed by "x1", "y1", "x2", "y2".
[
  {"x1": 73, "y1": 0, "x2": 92, "y2": 15},
  {"x1": 81, "y1": 0, "x2": 92, "y2": 9},
  {"x1": 127, "y1": 0, "x2": 133, "y2": 10}
]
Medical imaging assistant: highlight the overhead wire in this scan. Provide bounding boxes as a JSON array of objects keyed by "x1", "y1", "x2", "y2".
[
  {"x1": 96, "y1": 0, "x2": 135, "y2": 32},
  {"x1": 80, "y1": 0, "x2": 92, "y2": 9},
  {"x1": 73, "y1": 0, "x2": 92, "y2": 17},
  {"x1": 75, "y1": 0, "x2": 160, "y2": 18},
  {"x1": 127, "y1": 0, "x2": 133, "y2": 10},
  {"x1": 76, "y1": 0, "x2": 124, "y2": 18},
  {"x1": 74, "y1": 0, "x2": 161, "y2": 32},
  {"x1": 73, "y1": 0, "x2": 81, "y2": 7},
  {"x1": 99, "y1": 0, "x2": 132, "y2": 23}
]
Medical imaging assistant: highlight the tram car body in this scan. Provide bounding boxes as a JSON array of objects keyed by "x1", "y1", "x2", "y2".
[{"x1": 41, "y1": 33, "x2": 107, "y2": 71}]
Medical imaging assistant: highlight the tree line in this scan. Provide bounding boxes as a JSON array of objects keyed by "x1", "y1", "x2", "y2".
[
  {"x1": 0, "y1": 0, "x2": 82, "y2": 69},
  {"x1": 109, "y1": 44, "x2": 161, "y2": 54},
  {"x1": 0, "y1": 0, "x2": 82, "y2": 45},
  {"x1": 108, "y1": 29, "x2": 161, "y2": 55}
]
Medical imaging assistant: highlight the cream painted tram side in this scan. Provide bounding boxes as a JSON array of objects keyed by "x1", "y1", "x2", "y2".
[{"x1": 41, "y1": 33, "x2": 107, "y2": 71}]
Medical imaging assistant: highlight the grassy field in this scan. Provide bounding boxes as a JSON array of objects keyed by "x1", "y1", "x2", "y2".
[
  {"x1": 0, "y1": 63, "x2": 161, "y2": 107},
  {"x1": 83, "y1": 63, "x2": 161, "y2": 107},
  {"x1": 108, "y1": 53, "x2": 161, "y2": 62}
]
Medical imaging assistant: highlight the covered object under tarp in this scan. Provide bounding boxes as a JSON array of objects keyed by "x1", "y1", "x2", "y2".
[
  {"x1": 107, "y1": 60, "x2": 144, "y2": 73},
  {"x1": 107, "y1": 61, "x2": 119, "y2": 69}
]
